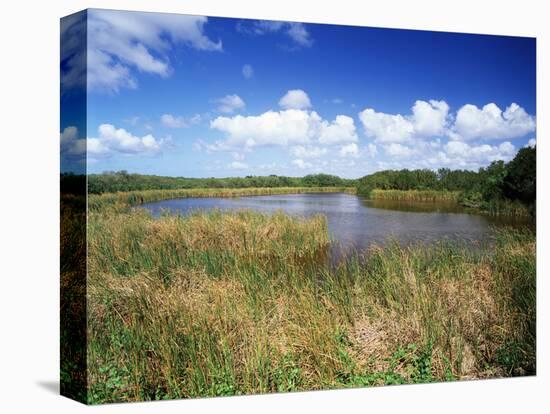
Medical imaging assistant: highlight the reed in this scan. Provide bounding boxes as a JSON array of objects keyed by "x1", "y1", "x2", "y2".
[
  {"x1": 85, "y1": 203, "x2": 536, "y2": 403},
  {"x1": 88, "y1": 186, "x2": 354, "y2": 211},
  {"x1": 370, "y1": 189, "x2": 461, "y2": 202}
]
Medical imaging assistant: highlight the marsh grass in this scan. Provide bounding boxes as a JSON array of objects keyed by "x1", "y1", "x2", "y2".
[
  {"x1": 370, "y1": 189, "x2": 461, "y2": 202},
  {"x1": 88, "y1": 186, "x2": 354, "y2": 212},
  {"x1": 86, "y1": 200, "x2": 536, "y2": 403}
]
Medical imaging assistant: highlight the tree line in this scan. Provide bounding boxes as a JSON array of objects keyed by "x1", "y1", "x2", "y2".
[
  {"x1": 357, "y1": 146, "x2": 536, "y2": 214},
  {"x1": 86, "y1": 172, "x2": 357, "y2": 194},
  {"x1": 64, "y1": 146, "x2": 535, "y2": 215}
]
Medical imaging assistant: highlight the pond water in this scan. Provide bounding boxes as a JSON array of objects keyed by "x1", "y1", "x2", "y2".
[{"x1": 141, "y1": 192, "x2": 528, "y2": 251}]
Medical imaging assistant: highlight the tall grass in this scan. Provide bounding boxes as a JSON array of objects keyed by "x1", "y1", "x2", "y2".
[
  {"x1": 369, "y1": 189, "x2": 532, "y2": 218},
  {"x1": 86, "y1": 204, "x2": 536, "y2": 403},
  {"x1": 459, "y1": 193, "x2": 532, "y2": 217},
  {"x1": 370, "y1": 189, "x2": 461, "y2": 202},
  {"x1": 88, "y1": 186, "x2": 354, "y2": 212}
]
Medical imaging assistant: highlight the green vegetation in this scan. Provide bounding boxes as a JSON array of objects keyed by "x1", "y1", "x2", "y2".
[
  {"x1": 60, "y1": 194, "x2": 87, "y2": 403},
  {"x1": 76, "y1": 146, "x2": 536, "y2": 217},
  {"x1": 357, "y1": 146, "x2": 536, "y2": 216},
  {"x1": 61, "y1": 147, "x2": 536, "y2": 403},
  {"x1": 370, "y1": 189, "x2": 460, "y2": 203},
  {"x1": 85, "y1": 197, "x2": 535, "y2": 403},
  {"x1": 87, "y1": 171, "x2": 357, "y2": 194}
]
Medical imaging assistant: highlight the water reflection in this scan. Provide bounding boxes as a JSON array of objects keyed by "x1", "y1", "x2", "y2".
[{"x1": 141, "y1": 192, "x2": 529, "y2": 251}]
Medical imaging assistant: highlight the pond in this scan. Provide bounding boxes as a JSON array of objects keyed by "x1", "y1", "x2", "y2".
[{"x1": 141, "y1": 192, "x2": 528, "y2": 251}]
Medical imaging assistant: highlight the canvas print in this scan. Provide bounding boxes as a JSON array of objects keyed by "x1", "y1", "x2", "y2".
[{"x1": 60, "y1": 9, "x2": 536, "y2": 404}]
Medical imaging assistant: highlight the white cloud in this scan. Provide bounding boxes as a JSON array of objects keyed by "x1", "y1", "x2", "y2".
[
  {"x1": 498, "y1": 141, "x2": 516, "y2": 155},
  {"x1": 210, "y1": 109, "x2": 358, "y2": 150},
  {"x1": 242, "y1": 64, "x2": 254, "y2": 79},
  {"x1": 286, "y1": 23, "x2": 313, "y2": 47},
  {"x1": 240, "y1": 20, "x2": 313, "y2": 48},
  {"x1": 232, "y1": 152, "x2": 245, "y2": 161},
  {"x1": 161, "y1": 114, "x2": 187, "y2": 128},
  {"x1": 339, "y1": 143, "x2": 359, "y2": 158},
  {"x1": 444, "y1": 140, "x2": 517, "y2": 163},
  {"x1": 376, "y1": 138, "x2": 517, "y2": 169},
  {"x1": 358, "y1": 100, "x2": 449, "y2": 143},
  {"x1": 358, "y1": 99, "x2": 535, "y2": 170},
  {"x1": 83, "y1": 10, "x2": 222, "y2": 93},
  {"x1": 525, "y1": 138, "x2": 536, "y2": 148},
  {"x1": 88, "y1": 124, "x2": 169, "y2": 157},
  {"x1": 450, "y1": 103, "x2": 535, "y2": 141},
  {"x1": 366, "y1": 143, "x2": 378, "y2": 157},
  {"x1": 60, "y1": 126, "x2": 86, "y2": 156},
  {"x1": 318, "y1": 115, "x2": 358, "y2": 144},
  {"x1": 228, "y1": 161, "x2": 248, "y2": 170},
  {"x1": 279, "y1": 89, "x2": 312, "y2": 110},
  {"x1": 60, "y1": 13, "x2": 87, "y2": 91},
  {"x1": 292, "y1": 159, "x2": 313, "y2": 169},
  {"x1": 215, "y1": 94, "x2": 246, "y2": 113},
  {"x1": 359, "y1": 108, "x2": 414, "y2": 143},
  {"x1": 412, "y1": 100, "x2": 450, "y2": 137},
  {"x1": 290, "y1": 145, "x2": 327, "y2": 158},
  {"x1": 124, "y1": 116, "x2": 140, "y2": 126},
  {"x1": 383, "y1": 143, "x2": 416, "y2": 158},
  {"x1": 211, "y1": 110, "x2": 317, "y2": 148},
  {"x1": 189, "y1": 114, "x2": 202, "y2": 125}
]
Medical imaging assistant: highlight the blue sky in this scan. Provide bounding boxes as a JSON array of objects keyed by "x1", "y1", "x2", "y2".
[{"x1": 61, "y1": 9, "x2": 536, "y2": 177}]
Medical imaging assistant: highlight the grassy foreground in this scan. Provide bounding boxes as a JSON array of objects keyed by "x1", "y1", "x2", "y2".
[{"x1": 87, "y1": 203, "x2": 536, "y2": 403}]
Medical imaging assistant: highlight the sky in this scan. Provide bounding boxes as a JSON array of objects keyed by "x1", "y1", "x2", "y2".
[{"x1": 60, "y1": 9, "x2": 536, "y2": 177}]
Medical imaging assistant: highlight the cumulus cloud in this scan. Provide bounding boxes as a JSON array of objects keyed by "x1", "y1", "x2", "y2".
[
  {"x1": 279, "y1": 89, "x2": 312, "y2": 110},
  {"x1": 412, "y1": 100, "x2": 450, "y2": 137},
  {"x1": 318, "y1": 115, "x2": 358, "y2": 144},
  {"x1": 228, "y1": 161, "x2": 248, "y2": 170},
  {"x1": 161, "y1": 114, "x2": 187, "y2": 128},
  {"x1": 359, "y1": 109, "x2": 413, "y2": 143},
  {"x1": 292, "y1": 159, "x2": 313, "y2": 169},
  {"x1": 290, "y1": 145, "x2": 327, "y2": 158},
  {"x1": 211, "y1": 110, "x2": 317, "y2": 148},
  {"x1": 160, "y1": 113, "x2": 202, "y2": 128},
  {"x1": 60, "y1": 126, "x2": 86, "y2": 156},
  {"x1": 242, "y1": 64, "x2": 254, "y2": 79},
  {"x1": 81, "y1": 10, "x2": 222, "y2": 93},
  {"x1": 215, "y1": 94, "x2": 246, "y2": 113},
  {"x1": 358, "y1": 100, "x2": 449, "y2": 143},
  {"x1": 383, "y1": 143, "x2": 417, "y2": 158},
  {"x1": 239, "y1": 20, "x2": 313, "y2": 48},
  {"x1": 444, "y1": 141, "x2": 517, "y2": 163},
  {"x1": 366, "y1": 143, "x2": 378, "y2": 157},
  {"x1": 61, "y1": 13, "x2": 87, "y2": 91},
  {"x1": 210, "y1": 109, "x2": 358, "y2": 150},
  {"x1": 87, "y1": 124, "x2": 169, "y2": 157},
  {"x1": 359, "y1": 100, "x2": 534, "y2": 143},
  {"x1": 378, "y1": 140, "x2": 518, "y2": 170},
  {"x1": 450, "y1": 103, "x2": 536, "y2": 141},
  {"x1": 339, "y1": 143, "x2": 359, "y2": 157},
  {"x1": 286, "y1": 23, "x2": 314, "y2": 47}
]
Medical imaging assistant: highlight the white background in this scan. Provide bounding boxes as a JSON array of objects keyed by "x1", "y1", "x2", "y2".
[{"x1": 0, "y1": 0, "x2": 548, "y2": 412}]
